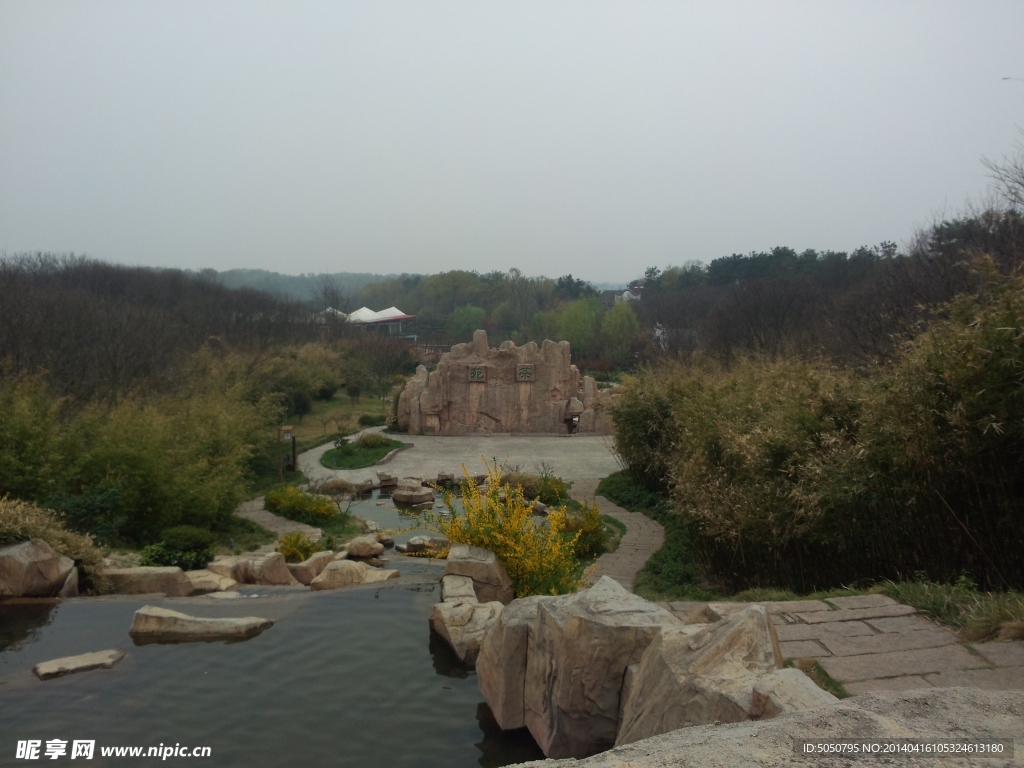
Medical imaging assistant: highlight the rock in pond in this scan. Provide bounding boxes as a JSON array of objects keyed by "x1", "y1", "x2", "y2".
[
  {"x1": 346, "y1": 534, "x2": 384, "y2": 558},
  {"x1": 58, "y1": 566, "x2": 79, "y2": 598},
  {"x1": 129, "y1": 606, "x2": 273, "y2": 642},
  {"x1": 445, "y1": 545, "x2": 514, "y2": 605},
  {"x1": 0, "y1": 539, "x2": 75, "y2": 598},
  {"x1": 286, "y1": 551, "x2": 335, "y2": 586},
  {"x1": 392, "y1": 482, "x2": 434, "y2": 505},
  {"x1": 207, "y1": 553, "x2": 300, "y2": 586},
  {"x1": 430, "y1": 599, "x2": 504, "y2": 667},
  {"x1": 33, "y1": 649, "x2": 127, "y2": 680},
  {"x1": 105, "y1": 566, "x2": 193, "y2": 597},
  {"x1": 477, "y1": 595, "x2": 545, "y2": 730},
  {"x1": 616, "y1": 605, "x2": 834, "y2": 746},
  {"x1": 523, "y1": 577, "x2": 679, "y2": 759},
  {"x1": 309, "y1": 559, "x2": 399, "y2": 590},
  {"x1": 186, "y1": 569, "x2": 238, "y2": 594}
]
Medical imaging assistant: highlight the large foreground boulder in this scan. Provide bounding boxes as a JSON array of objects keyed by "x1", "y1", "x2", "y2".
[
  {"x1": 104, "y1": 566, "x2": 193, "y2": 597},
  {"x1": 129, "y1": 605, "x2": 273, "y2": 642},
  {"x1": 616, "y1": 605, "x2": 835, "y2": 746},
  {"x1": 309, "y1": 559, "x2": 399, "y2": 590},
  {"x1": 445, "y1": 545, "x2": 514, "y2": 605},
  {"x1": 523, "y1": 577, "x2": 680, "y2": 759},
  {"x1": 286, "y1": 551, "x2": 335, "y2": 585},
  {"x1": 0, "y1": 539, "x2": 75, "y2": 598},
  {"x1": 515, "y1": 688, "x2": 1024, "y2": 768},
  {"x1": 429, "y1": 599, "x2": 503, "y2": 666},
  {"x1": 477, "y1": 595, "x2": 545, "y2": 729}
]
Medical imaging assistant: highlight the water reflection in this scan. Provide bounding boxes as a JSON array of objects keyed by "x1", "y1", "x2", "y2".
[
  {"x1": 0, "y1": 600, "x2": 57, "y2": 652},
  {"x1": 429, "y1": 629, "x2": 470, "y2": 679},
  {"x1": 474, "y1": 702, "x2": 546, "y2": 767}
]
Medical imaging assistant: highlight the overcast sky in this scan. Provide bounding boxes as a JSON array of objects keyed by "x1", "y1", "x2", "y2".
[{"x1": 1, "y1": 2, "x2": 1022, "y2": 283}]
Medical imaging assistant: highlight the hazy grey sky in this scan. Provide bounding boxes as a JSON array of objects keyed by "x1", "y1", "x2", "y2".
[{"x1": 1, "y1": 2, "x2": 1022, "y2": 283}]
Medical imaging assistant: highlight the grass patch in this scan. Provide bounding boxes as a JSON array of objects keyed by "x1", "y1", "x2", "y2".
[
  {"x1": 881, "y1": 576, "x2": 1024, "y2": 642},
  {"x1": 785, "y1": 658, "x2": 851, "y2": 699},
  {"x1": 320, "y1": 437, "x2": 405, "y2": 469},
  {"x1": 602, "y1": 514, "x2": 626, "y2": 554}
]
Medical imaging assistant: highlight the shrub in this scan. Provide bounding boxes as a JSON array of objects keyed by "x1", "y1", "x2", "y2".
[
  {"x1": 427, "y1": 463, "x2": 583, "y2": 597},
  {"x1": 264, "y1": 486, "x2": 337, "y2": 525},
  {"x1": 277, "y1": 531, "x2": 319, "y2": 563},
  {"x1": 562, "y1": 502, "x2": 606, "y2": 560},
  {"x1": 0, "y1": 496, "x2": 107, "y2": 593},
  {"x1": 356, "y1": 432, "x2": 392, "y2": 450},
  {"x1": 160, "y1": 525, "x2": 218, "y2": 554},
  {"x1": 358, "y1": 413, "x2": 386, "y2": 427},
  {"x1": 500, "y1": 472, "x2": 570, "y2": 505},
  {"x1": 140, "y1": 541, "x2": 213, "y2": 571},
  {"x1": 315, "y1": 478, "x2": 357, "y2": 497}
]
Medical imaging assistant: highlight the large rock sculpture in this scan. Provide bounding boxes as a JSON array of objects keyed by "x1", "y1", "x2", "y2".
[
  {"x1": 476, "y1": 595, "x2": 545, "y2": 730},
  {"x1": 396, "y1": 330, "x2": 617, "y2": 435}
]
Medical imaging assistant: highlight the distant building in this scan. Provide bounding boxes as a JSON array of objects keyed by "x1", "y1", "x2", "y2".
[
  {"x1": 598, "y1": 286, "x2": 641, "y2": 307},
  {"x1": 345, "y1": 306, "x2": 416, "y2": 337}
]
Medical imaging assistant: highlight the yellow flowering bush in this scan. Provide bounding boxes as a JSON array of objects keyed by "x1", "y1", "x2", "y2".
[{"x1": 426, "y1": 462, "x2": 584, "y2": 597}]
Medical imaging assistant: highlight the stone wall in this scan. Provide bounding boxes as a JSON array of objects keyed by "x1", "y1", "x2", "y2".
[{"x1": 396, "y1": 329, "x2": 617, "y2": 435}]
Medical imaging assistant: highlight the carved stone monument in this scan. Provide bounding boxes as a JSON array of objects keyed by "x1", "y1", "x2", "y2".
[{"x1": 396, "y1": 330, "x2": 616, "y2": 435}]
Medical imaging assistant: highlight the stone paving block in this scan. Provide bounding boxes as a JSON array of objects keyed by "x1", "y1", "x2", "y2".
[
  {"x1": 825, "y1": 594, "x2": 897, "y2": 610},
  {"x1": 865, "y1": 615, "x2": 941, "y2": 634},
  {"x1": 779, "y1": 640, "x2": 831, "y2": 658},
  {"x1": 797, "y1": 604, "x2": 916, "y2": 624},
  {"x1": 845, "y1": 675, "x2": 933, "y2": 695},
  {"x1": 775, "y1": 621, "x2": 875, "y2": 642},
  {"x1": 818, "y1": 629, "x2": 957, "y2": 657},
  {"x1": 760, "y1": 600, "x2": 830, "y2": 615},
  {"x1": 924, "y1": 666, "x2": 1024, "y2": 690},
  {"x1": 770, "y1": 615, "x2": 788, "y2": 626},
  {"x1": 820, "y1": 644, "x2": 988, "y2": 683},
  {"x1": 970, "y1": 642, "x2": 1024, "y2": 667}
]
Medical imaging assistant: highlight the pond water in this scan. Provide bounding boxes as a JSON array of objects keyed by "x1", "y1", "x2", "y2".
[
  {"x1": 0, "y1": 582, "x2": 545, "y2": 768},
  {"x1": 0, "y1": 491, "x2": 545, "y2": 768}
]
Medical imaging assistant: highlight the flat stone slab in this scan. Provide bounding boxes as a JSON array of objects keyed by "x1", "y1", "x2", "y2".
[
  {"x1": 825, "y1": 594, "x2": 897, "y2": 610},
  {"x1": 129, "y1": 605, "x2": 273, "y2": 642},
  {"x1": 33, "y1": 649, "x2": 126, "y2": 680},
  {"x1": 779, "y1": 640, "x2": 830, "y2": 658},
  {"x1": 762, "y1": 600, "x2": 830, "y2": 615},
  {"x1": 865, "y1": 615, "x2": 941, "y2": 633},
  {"x1": 970, "y1": 642, "x2": 1024, "y2": 667},
  {"x1": 818, "y1": 628, "x2": 957, "y2": 657},
  {"x1": 924, "y1": 666, "x2": 1024, "y2": 690},
  {"x1": 796, "y1": 604, "x2": 916, "y2": 624},
  {"x1": 845, "y1": 675, "x2": 933, "y2": 695},
  {"x1": 820, "y1": 644, "x2": 989, "y2": 682},
  {"x1": 775, "y1": 621, "x2": 875, "y2": 642}
]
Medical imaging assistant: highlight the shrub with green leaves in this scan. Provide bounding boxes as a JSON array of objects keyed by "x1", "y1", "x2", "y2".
[
  {"x1": 562, "y1": 502, "x2": 606, "y2": 560},
  {"x1": 358, "y1": 413, "x2": 386, "y2": 427},
  {"x1": 500, "y1": 472, "x2": 570, "y2": 505},
  {"x1": 277, "y1": 531, "x2": 320, "y2": 563},
  {"x1": 356, "y1": 432, "x2": 391, "y2": 450},
  {"x1": 264, "y1": 486, "x2": 337, "y2": 525}
]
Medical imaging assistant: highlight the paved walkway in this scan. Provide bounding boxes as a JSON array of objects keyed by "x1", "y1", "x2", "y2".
[
  {"x1": 571, "y1": 478, "x2": 664, "y2": 593},
  {"x1": 298, "y1": 429, "x2": 621, "y2": 486},
  {"x1": 235, "y1": 496, "x2": 323, "y2": 548},
  {"x1": 658, "y1": 594, "x2": 1024, "y2": 695}
]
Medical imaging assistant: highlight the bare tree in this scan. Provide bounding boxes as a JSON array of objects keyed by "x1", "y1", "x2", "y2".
[{"x1": 984, "y1": 132, "x2": 1024, "y2": 209}]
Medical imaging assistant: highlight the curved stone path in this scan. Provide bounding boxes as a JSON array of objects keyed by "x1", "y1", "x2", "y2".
[
  {"x1": 570, "y1": 478, "x2": 664, "y2": 593},
  {"x1": 235, "y1": 496, "x2": 323, "y2": 549}
]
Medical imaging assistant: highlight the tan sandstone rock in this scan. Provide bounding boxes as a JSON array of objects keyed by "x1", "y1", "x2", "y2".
[
  {"x1": 286, "y1": 551, "x2": 336, "y2": 585},
  {"x1": 0, "y1": 539, "x2": 76, "y2": 598},
  {"x1": 523, "y1": 577, "x2": 680, "y2": 759},
  {"x1": 58, "y1": 566, "x2": 79, "y2": 598},
  {"x1": 477, "y1": 595, "x2": 545, "y2": 730},
  {"x1": 395, "y1": 329, "x2": 616, "y2": 435},
  {"x1": 615, "y1": 605, "x2": 833, "y2": 747},
  {"x1": 429, "y1": 598, "x2": 504, "y2": 666},
  {"x1": 185, "y1": 569, "x2": 238, "y2": 594},
  {"x1": 207, "y1": 553, "x2": 300, "y2": 586},
  {"x1": 34, "y1": 649, "x2": 127, "y2": 680},
  {"x1": 309, "y1": 559, "x2": 399, "y2": 590},
  {"x1": 445, "y1": 545, "x2": 514, "y2": 605},
  {"x1": 441, "y1": 574, "x2": 477, "y2": 602},
  {"x1": 129, "y1": 605, "x2": 273, "y2": 641},
  {"x1": 346, "y1": 534, "x2": 385, "y2": 558},
  {"x1": 104, "y1": 566, "x2": 193, "y2": 597},
  {"x1": 392, "y1": 483, "x2": 434, "y2": 505}
]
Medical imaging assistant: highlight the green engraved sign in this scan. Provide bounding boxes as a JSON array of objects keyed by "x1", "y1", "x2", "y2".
[
  {"x1": 468, "y1": 365, "x2": 486, "y2": 382},
  {"x1": 516, "y1": 364, "x2": 535, "y2": 382}
]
